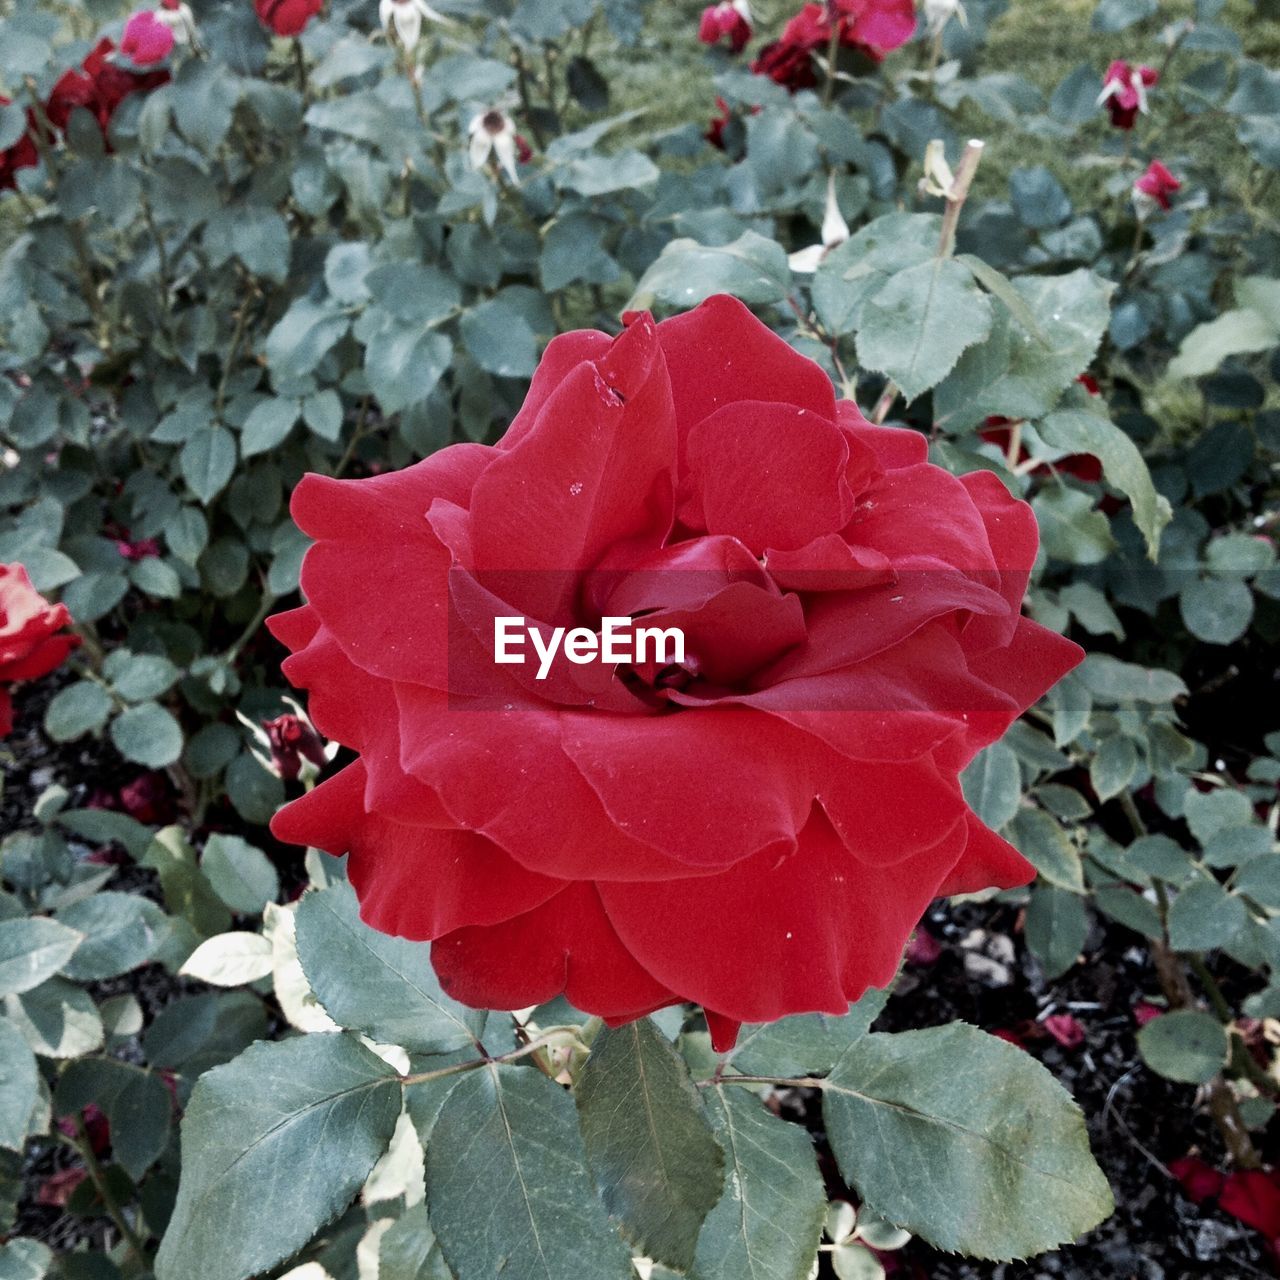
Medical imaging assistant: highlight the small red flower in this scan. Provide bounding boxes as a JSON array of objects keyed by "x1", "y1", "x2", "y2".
[
  {"x1": 905, "y1": 927, "x2": 942, "y2": 966},
  {"x1": 121, "y1": 10, "x2": 175, "y2": 66},
  {"x1": 1134, "y1": 159, "x2": 1181, "y2": 212},
  {"x1": 1099, "y1": 59, "x2": 1158, "y2": 130},
  {"x1": 1043, "y1": 1013, "x2": 1085, "y2": 1049},
  {"x1": 0, "y1": 96, "x2": 38, "y2": 192},
  {"x1": 699, "y1": 0, "x2": 753, "y2": 54},
  {"x1": 0, "y1": 562, "x2": 78, "y2": 736},
  {"x1": 752, "y1": 0, "x2": 915, "y2": 91},
  {"x1": 263, "y1": 712, "x2": 328, "y2": 781},
  {"x1": 254, "y1": 0, "x2": 323, "y2": 37}
]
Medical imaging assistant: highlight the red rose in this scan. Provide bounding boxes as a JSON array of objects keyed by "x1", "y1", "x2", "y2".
[
  {"x1": 0, "y1": 562, "x2": 78, "y2": 736},
  {"x1": 1099, "y1": 59, "x2": 1158, "y2": 130},
  {"x1": 699, "y1": 0, "x2": 753, "y2": 54},
  {"x1": 263, "y1": 711, "x2": 328, "y2": 780},
  {"x1": 255, "y1": 0, "x2": 323, "y2": 38},
  {"x1": 120, "y1": 10, "x2": 176, "y2": 66},
  {"x1": 0, "y1": 96, "x2": 38, "y2": 191},
  {"x1": 46, "y1": 39, "x2": 168, "y2": 135},
  {"x1": 270, "y1": 295, "x2": 1081, "y2": 1048},
  {"x1": 752, "y1": 0, "x2": 914, "y2": 90},
  {"x1": 1134, "y1": 159, "x2": 1181, "y2": 213}
]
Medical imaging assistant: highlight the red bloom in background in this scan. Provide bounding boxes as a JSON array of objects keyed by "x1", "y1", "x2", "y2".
[
  {"x1": 255, "y1": 0, "x2": 323, "y2": 37},
  {"x1": 270, "y1": 294, "x2": 1081, "y2": 1047},
  {"x1": 46, "y1": 39, "x2": 169, "y2": 135},
  {"x1": 752, "y1": 0, "x2": 915, "y2": 91},
  {"x1": 1098, "y1": 59, "x2": 1158, "y2": 130},
  {"x1": 1134, "y1": 159, "x2": 1181, "y2": 212},
  {"x1": 120, "y1": 10, "x2": 176, "y2": 65},
  {"x1": 0, "y1": 96, "x2": 38, "y2": 191},
  {"x1": 0, "y1": 563, "x2": 79, "y2": 736},
  {"x1": 699, "y1": 0, "x2": 753, "y2": 53},
  {"x1": 978, "y1": 375, "x2": 1104, "y2": 483}
]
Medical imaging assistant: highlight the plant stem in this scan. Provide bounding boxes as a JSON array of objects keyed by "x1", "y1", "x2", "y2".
[
  {"x1": 820, "y1": 11, "x2": 842, "y2": 109},
  {"x1": 870, "y1": 381, "x2": 899, "y2": 425},
  {"x1": 71, "y1": 1118, "x2": 150, "y2": 1266},
  {"x1": 937, "y1": 138, "x2": 984, "y2": 259},
  {"x1": 292, "y1": 39, "x2": 309, "y2": 95},
  {"x1": 399, "y1": 1030, "x2": 573, "y2": 1087}
]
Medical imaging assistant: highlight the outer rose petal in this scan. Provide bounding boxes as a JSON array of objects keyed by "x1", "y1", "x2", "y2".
[
  {"x1": 432, "y1": 882, "x2": 677, "y2": 1020},
  {"x1": 655, "y1": 295, "x2": 837, "y2": 457},
  {"x1": 293, "y1": 444, "x2": 492, "y2": 687},
  {"x1": 599, "y1": 807, "x2": 968, "y2": 1024},
  {"x1": 497, "y1": 329, "x2": 613, "y2": 452},
  {"x1": 936, "y1": 813, "x2": 1035, "y2": 896},
  {"x1": 271, "y1": 763, "x2": 564, "y2": 937},
  {"x1": 0, "y1": 633, "x2": 78, "y2": 682},
  {"x1": 836, "y1": 403, "x2": 928, "y2": 469},
  {"x1": 0, "y1": 688, "x2": 12, "y2": 737}
]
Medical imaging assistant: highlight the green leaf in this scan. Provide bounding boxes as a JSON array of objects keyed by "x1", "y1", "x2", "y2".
[
  {"x1": 1090, "y1": 736, "x2": 1139, "y2": 802},
  {"x1": 1180, "y1": 577, "x2": 1254, "y2": 646},
  {"x1": 1009, "y1": 809, "x2": 1084, "y2": 892},
  {"x1": 631, "y1": 232, "x2": 792, "y2": 310},
  {"x1": 1137, "y1": 1010, "x2": 1228, "y2": 1084},
  {"x1": 43, "y1": 682, "x2": 112, "y2": 743},
  {"x1": 110, "y1": 1070, "x2": 173, "y2": 1179},
  {"x1": 427, "y1": 1064, "x2": 633, "y2": 1280},
  {"x1": 3, "y1": 979, "x2": 103, "y2": 1058},
  {"x1": 1037, "y1": 409, "x2": 1172, "y2": 558},
  {"x1": 0, "y1": 1238, "x2": 53, "y2": 1280},
  {"x1": 1079, "y1": 654, "x2": 1186, "y2": 703},
  {"x1": 1032, "y1": 487, "x2": 1114, "y2": 564},
  {"x1": 201, "y1": 835, "x2": 279, "y2": 915},
  {"x1": 365, "y1": 327, "x2": 453, "y2": 413},
  {"x1": 264, "y1": 298, "x2": 351, "y2": 380},
  {"x1": 856, "y1": 260, "x2": 993, "y2": 404},
  {"x1": 955, "y1": 254, "x2": 1047, "y2": 343},
  {"x1": 110, "y1": 702, "x2": 184, "y2": 769},
  {"x1": 1024, "y1": 883, "x2": 1088, "y2": 979},
  {"x1": 726, "y1": 989, "x2": 889, "y2": 1078},
  {"x1": 823, "y1": 1024, "x2": 1113, "y2": 1259},
  {"x1": 460, "y1": 301, "x2": 537, "y2": 380},
  {"x1": 0, "y1": 1019, "x2": 38, "y2": 1153},
  {"x1": 560, "y1": 150, "x2": 660, "y2": 197},
  {"x1": 303, "y1": 388, "x2": 344, "y2": 441},
  {"x1": 962, "y1": 742, "x2": 1022, "y2": 832},
  {"x1": 180, "y1": 426, "x2": 237, "y2": 504},
  {"x1": 55, "y1": 808, "x2": 152, "y2": 859},
  {"x1": 0, "y1": 919, "x2": 83, "y2": 997},
  {"x1": 1167, "y1": 878, "x2": 1248, "y2": 952},
  {"x1": 240, "y1": 397, "x2": 300, "y2": 458},
  {"x1": 294, "y1": 882, "x2": 482, "y2": 1052},
  {"x1": 104, "y1": 652, "x2": 181, "y2": 702},
  {"x1": 691, "y1": 1087, "x2": 825, "y2": 1280},
  {"x1": 55, "y1": 893, "x2": 168, "y2": 980},
  {"x1": 155, "y1": 1034, "x2": 402, "y2": 1280},
  {"x1": 225, "y1": 752, "x2": 285, "y2": 825},
  {"x1": 576, "y1": 1018, "x2": 724, "y2": 1269},
  {"x1": 1168, "y1": 307, "x2": 1279, "y2": 380},
  {"x1": 1090, "y1": 0, "x2": 1157, "y2": 31},
  {"x1": 935, "y1": 270, "x2": 1114, "y2": 431}
]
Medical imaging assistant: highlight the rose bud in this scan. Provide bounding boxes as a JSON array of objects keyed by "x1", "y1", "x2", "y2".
[
  {"x1": 263, "y1": 710, "x2": 328, "y2": 781},
  {"x1": 378, "y1": 0, "x2": 452, "y2": 52},
  {"x1": 788, "y1": 172, "x2": 851, "y2": 273},
  {"x1": 120, "y1": 10, "x2": 175, "y2": 66},
  {"x1": 254, "y1": 0, "x2": 323, "y2": 38},
  {"x1": 1097, "y1": 59, "x2": 1158, "y2": 130},
  {"x1": 468, "y1": 108, "x2": 523, "y2": 183},
  {"x1": 698, "y1": 0, "x2": 753, "y2": 54},
  {"x1": 155, "y1": 0, "x2": 197, "y2": 44},
  {"x1": 830, "y1": 0, "x2": 917, "y2": 58},
  {"x1": 0, "y1": 562, "x2": 79, "y2": 736},
  {"x1": 1133, "y1": 159, "x2": 1181, "y2": 215},
  {"x1": 267, "y1": 294, "x2": 1082, "y2": 1050}
]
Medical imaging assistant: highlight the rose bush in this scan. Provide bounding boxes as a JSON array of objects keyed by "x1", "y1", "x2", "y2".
[{"x1": 270, "y1": 294, "x2": 1081, "y2": 1046}]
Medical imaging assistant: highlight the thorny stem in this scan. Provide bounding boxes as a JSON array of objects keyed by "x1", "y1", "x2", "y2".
[
  {"x1": 937, "y1": 138, "x2": 984, "y2": 259},
  {"x1": 870, "y1": 381, "x2": 899, "y2": 425},
  {"x1": 399, "y1": 1031, "x2": 574, "y2": 1086}
]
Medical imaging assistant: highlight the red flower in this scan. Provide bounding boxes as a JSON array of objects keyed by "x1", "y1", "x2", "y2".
[
  {"x1": 46, "y1": 39, "x2": 169, "y2": 135},
  {"x1": 119, "y1": 771, "x2": 174, "y2": 823},
  {"x1": 699, "y1": 0, "x2": 753, "y2": 54},
  {"x1": 1132, "y1": 999, "x2": 1162, "y2": 1026},
  {"x1": 0, "y1": 562, "x2": 78, "y2": 736},
  {"x1": 1134, "y1": 159, "x2": 1181, "y2": 212},
  {"x1": 978, "y1": 421, "x2": 1103, "y2": 484},
  {"x1": 1043, "y1": 1012, "x2": 1085, "y2": 1049},
  {"x1": 268, "y1": 294, "x2": 1081, "y2": 1047},
  {"x1": 1168, "y1": 1155, "x2": 1225, "y2": 1206},
  {"x1": 752, "y1": 0, "x2": 915, "y2": 91},
  {"x1": 1099, "y1": 59, "x2": 1158, "y2": 130},
  {"x1": 0, "y1": 96, "x2": 38, "y2": 192},
  {"x1": 115, "y1": 535, "x2": 161, "y2": 560},
  {"x1": 263, "y1": 711, "x2": 328, "y2": 780},
  {"x1": 121, "y1": 10, "x2": 175, "y2": 65},
  {"x1": 255, "y1": 0, "x2": 323, "y2": 37},
  {"x1": 1220, "y1": 1170, "x2": 1280, "y2": 1240}
]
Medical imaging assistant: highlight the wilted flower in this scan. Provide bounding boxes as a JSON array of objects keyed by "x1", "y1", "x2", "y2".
[
  {"x1": 468, "y1": 109, "x2": 523, "y2": 183},
  {"x1": 1098, "y1": 59, "x2": 1158, "y2": 130},
  {"x1": 1043, "y1": 1013, "x2": 1086, "y2": 1049},
  {"x1": 263, "y1": 710, "x2": 329, "y2": 781},
  {"x1": 923, "y1": 0, "x2": 966, "y2": 37},
  {"x1": 378, "y1": 0, "x2": 452, "y2": 52},
  {"x1": 155, "y1": 0, "x2": 197, "y2": 44},
  {"x1": 121, "y1": 10, "x2": 175, "y2": 65},
  {"x1": 1133, "y1": 158, "x2": 1181, "y2": 214},
  {"x1": 698, "y1": 0, "x2": 753, "y2": 54},
  {"x1": 254, "y1": 0, "x2": 324, "y2": 38},
  {"x1": 787, "y1": 173, "x2": 851, "y2": 273}
]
